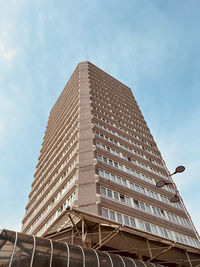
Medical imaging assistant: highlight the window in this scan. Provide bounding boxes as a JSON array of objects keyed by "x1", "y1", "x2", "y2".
[
  {"x1": 111, "y1": 149, "x2": 115, "y2": 154},
  {"x1": 152, "y1": 207, "x2": 157, "y2": 215},
  {"x1": 100, "y1": 187, "x2": 106, "y2": 196},
  {"x1": 151, "y1": 225, "x2": 158, "y2": 235},
  {"x1": 116, "y1": 151, "x2": 120, "y2": 157},
  {"x1": 105, "y1": 172, "x2": 110, "y2": 179},
  {"x1": 102, "y1": 208, "x2": 108, "y2": 218},
  {"x1": 160, "y1": 210, "x2": 165, "y2": 217},
  {"x1": 145, "y1": 204, "x2": 151, "y2": 213},
  {"x1": 114, "y1": 162, "x2": 118, "y2": 168},
  {"x1": 117, "y1": 213, "x2": 123, "y2": 223},
  {"x1": 120, "y1": 194, "x2": 125, "y2": 202},
  {"x1": 103, "y1": 157, "x2": 107, "y2": 163},
  {"x1": 139, "y1": 202, "x2": 145, "y2": 210},
  {"x1": 107, "y1": 189, "x2": 112, "y2": 198},
  {"x1": 140, "y1": 187, "x2": 145, "y2": 194},
  {"x1": 109, "y1": 211, "x2": 116, "y2": 221},
  {"x1": 111, "y1": 174, "x2": 115, "y2": 182},
  {"x1": 156, "y1": 208, "x2": 162, "y2": 217},
  {"x1": 158, "y1": 227, "x2": 164, "y2": 237},
  {"x1": 106, "y1": 147, "x2": 110, "y2": 152},
  {"x1": 145, "y1": 223, "x2": 151, "y2": 232},
  {"x1": 122, "y1": 154, "x2": 127, "y2": 160},
  {"x1": 96, "y1": 142, "x2": 100, "y2": 147},
  {"x1": 124, "y1": 215, "x2": 130, "y2": 225},
  {"x1": 135, "y1": 185, "x2": 140, "y2": 192},
  {"x1": 130, "y1": 217, "x2": 136, "y2": 227},
  {"x1": 109, "y1": 160, "x2": 113, "y2": 166},
  {"x1": 163, "y1": 229, "x2": 169, "y2": 238},
  {"x1": 133, "y1": 200, "x2": 139, "y2": 208},
  {"x1": 125, "y1": 196, "x2": 131, "y2": 205},
  {"x1": 129, "y1": 182, "x2": 135, "y2": 190},
  {"x1": 116, "y1": 177, "x2": 121, "y2": 184},
  {"x1": 122, "y1": 179, "x2": 127, "y2": 186},
  {"x1": 138, "y1": 220, "x2": 145, "y2": 231},
  {"x1": 97, "y1": 155, "x2": 102, "y2": 161},
  {"x1": 114, "y1": 192, "x2": 119, "y2": 201},
  {"x1": 99, "y1": 169, "x2": 104, "y2": 177},
  {"x1": 118, "y1": 164, "x2": 123, "y2": 170}
]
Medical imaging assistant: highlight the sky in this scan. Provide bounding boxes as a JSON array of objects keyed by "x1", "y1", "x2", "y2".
[{"x1": 0, "y1": 0, "x2": 200, "y2": 236}]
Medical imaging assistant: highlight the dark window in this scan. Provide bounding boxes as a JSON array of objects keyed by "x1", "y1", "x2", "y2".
[
  {"x1": 117, "y1": 213, "x2": 123, "y2": 223},
  {"x1": 133, "y1": 199, "x2": 139, "y2": 208},
  {"x1": 109, "y1": 160, "x2": 113, "y2": 166},
  {"x1": 109, "y1": 211, "x2": 116, "y2": 221},
  {"x1": 102, "y1": 208, "x2": 108, "y2": 218},
  {"x1": 120, "y1": 194, "x2": 125, "y2": 202},
  {"x1": 97, "y1": 155, "x2": 102, "y2": 161},
  {"x1": 100, "y1": 187, "x2": 106, "y2": 196},
  {"x1": 156, "y1": 208, "x2": 162, "y2": 217},
  {"x1": 103, "y1": 157, "x2": 107, "y2": 163},
  {"x1": 124, "y1": 216, "x2": 130, "y2": 225},
  {"x1": 145, "y1": 223, "x2": 151, "y2": 232},
  {"x1": 107, "y1": 189, "x2": 112, "y2": 198},
  {"x1": 130, "y1": 218, "x2": 136, "y2": 227},
  {"x1": 114, "y1": 162, "x2": 118, "y2": 168},
  {"x1": 161, "y1": 210, "x2": 165, "y2": 217}
]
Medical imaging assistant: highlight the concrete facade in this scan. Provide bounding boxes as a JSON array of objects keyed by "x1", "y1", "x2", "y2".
[{"x1": 21, "y1": 61, "x2": 199, "y2": 252}]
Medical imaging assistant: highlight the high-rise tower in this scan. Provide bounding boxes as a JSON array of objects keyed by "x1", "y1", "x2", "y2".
[{"x1": 21, "y1": 62, "x2": 199, "y2": 260}]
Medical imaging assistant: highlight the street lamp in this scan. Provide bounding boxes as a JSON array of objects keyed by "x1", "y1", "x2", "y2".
[
  {"x1": 156, "y1": 166, "x2": 185, "y2": 203},
  {"x1": 156, "y1": 165, "x2": 200, "y2": 244}
]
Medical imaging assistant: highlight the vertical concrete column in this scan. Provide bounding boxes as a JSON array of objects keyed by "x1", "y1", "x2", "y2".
[{"x1": 77, "y1": 61, "x2": 97, "y2": 214}]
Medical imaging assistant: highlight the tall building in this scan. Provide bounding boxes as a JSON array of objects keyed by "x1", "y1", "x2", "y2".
[{"x1": 21, "y1": 61, "x2": 199, "y2": 264}]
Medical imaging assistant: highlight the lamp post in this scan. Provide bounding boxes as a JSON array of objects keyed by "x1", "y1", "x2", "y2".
[
  {"x1": 156, "y1": 166, "x2": 200, "y2": 245},
  {"x1": 156, "y1": 166, "x2": 185, "y2": 203}
]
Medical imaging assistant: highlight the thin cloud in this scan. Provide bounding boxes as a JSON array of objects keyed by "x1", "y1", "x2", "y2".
[{"x1": 0, "y1": 39, "x2": 16, "y2": 62}]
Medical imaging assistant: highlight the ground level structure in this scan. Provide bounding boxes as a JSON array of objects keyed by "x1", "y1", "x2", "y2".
[
  {"x1": 43, "y1": 208, "x2": 200, "y2": 266},
  {"x1": 0, "y1": 228, "x2": 162, "y2": 267},
  {"x1": 3, "y1": 208, "x2": 199, "y2": 266}
]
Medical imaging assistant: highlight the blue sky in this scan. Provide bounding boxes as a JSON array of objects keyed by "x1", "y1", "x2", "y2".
[{"x1": 0, "y1": 0, "x2": 200, "y2": 235}]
